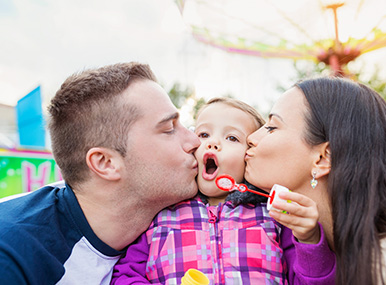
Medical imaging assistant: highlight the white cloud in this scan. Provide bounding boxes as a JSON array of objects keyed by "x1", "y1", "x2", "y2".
[{"x1": 0, "y1": 0, "x2": 385, "y2": 118}]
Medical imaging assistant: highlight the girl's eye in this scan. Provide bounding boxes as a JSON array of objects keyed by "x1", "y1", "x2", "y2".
[
  {"x1": 227, "y1": 135, "x2": 239, "y2": 142},
  {"x1": 264, "y1": 126, "x2": 277, "y2": 133},
  {"x1": 198, "y1": 132, "x2": 209, "y2": 138}
]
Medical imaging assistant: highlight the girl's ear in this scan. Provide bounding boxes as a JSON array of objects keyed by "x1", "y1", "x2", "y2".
[
  {"x1": 86, "y1": 147, "x2": 122, "y2": 181},
  {"x1": 313, "y1": 142, "x2": 331, "y2": 179}
]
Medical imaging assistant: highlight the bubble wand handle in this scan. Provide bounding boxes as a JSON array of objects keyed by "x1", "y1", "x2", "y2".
[{"x1": 243, "y1": 187, "x2": 271, "y2": 198}]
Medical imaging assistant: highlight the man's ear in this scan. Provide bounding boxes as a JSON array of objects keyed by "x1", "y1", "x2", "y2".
[
  {"x1": 86, "y1": 147, "x2": 122, "y2": 181},
  {"x1": 312, "y1": 142, "x2": 331, "y2": 179}
]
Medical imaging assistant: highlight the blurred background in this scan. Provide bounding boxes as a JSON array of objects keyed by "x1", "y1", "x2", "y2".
[{"x1": 0, "y1": 0, "x2": 385, "y2": 197}]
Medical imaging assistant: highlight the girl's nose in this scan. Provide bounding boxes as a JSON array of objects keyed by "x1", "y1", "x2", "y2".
[{"x1": 206, "y1": 141, "x2": 221, "y2": 151}]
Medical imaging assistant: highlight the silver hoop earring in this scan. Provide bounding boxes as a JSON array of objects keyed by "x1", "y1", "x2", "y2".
[{"x1": 311, "y1": 171, "x2": 318, "y2": 189}]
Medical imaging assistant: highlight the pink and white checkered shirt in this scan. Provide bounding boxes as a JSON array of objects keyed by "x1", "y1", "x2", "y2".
[{"x1": 145, "y1": 196, "x2": 287, "y2": 284}]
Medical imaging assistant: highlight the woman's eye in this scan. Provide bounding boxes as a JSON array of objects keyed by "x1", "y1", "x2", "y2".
[
  {"x1": 227, "y1": 135, "x2": 239, "y2": 142},
  {"x1": 198, "y1": 132, "x2": 209, "y2": 138},
  {"x1": 264, "y1": 126, "x2": 277, "y2": 133}
]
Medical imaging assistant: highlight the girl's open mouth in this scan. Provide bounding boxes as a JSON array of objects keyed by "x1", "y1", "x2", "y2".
[{"x1": 202, "y1": 152, "x2": 219, "y2": 180}]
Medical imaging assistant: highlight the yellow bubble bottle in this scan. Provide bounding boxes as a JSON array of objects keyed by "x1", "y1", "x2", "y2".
[{"x1": 181, "y1": 269, "x2": 210, "y2": 285}]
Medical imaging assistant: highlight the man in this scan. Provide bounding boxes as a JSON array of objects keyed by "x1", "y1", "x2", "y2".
[{"x1": 0, "y1": 62, "x2": 200, "y2": 284}]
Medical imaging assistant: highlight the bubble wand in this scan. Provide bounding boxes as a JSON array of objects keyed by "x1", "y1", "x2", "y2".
[
  {"x1": 215, "y1": 174, "x2": 291, "y2": 211},
  {"x1": 215, "y1": 174, "x2": 271, "y2": 198}
]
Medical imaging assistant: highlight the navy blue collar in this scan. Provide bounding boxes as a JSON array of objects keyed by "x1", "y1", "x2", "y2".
[{"x1": 60, "y1": 183, "x2": 125, "y2": 256}]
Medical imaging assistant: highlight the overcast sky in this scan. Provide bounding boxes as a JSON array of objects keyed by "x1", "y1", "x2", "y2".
[{"x1": 1, "y1": 0, "x2": 386, "y2": 122}]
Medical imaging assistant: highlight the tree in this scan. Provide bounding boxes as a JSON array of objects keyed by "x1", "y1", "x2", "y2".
[
  {"x1": 165, "y1": 82, "x2": 205, "y2": 127},
  {"x1": 278, "y1": 61, "x2": 386, "y2": 100},
  {"x1": 353, "y1": 67, "x2": 386, "y2": 100},
  {"x1": 168, "y1": 82, "x2": 194, "y2": 109}
]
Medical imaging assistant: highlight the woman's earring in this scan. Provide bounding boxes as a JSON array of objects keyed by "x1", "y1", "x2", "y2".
[{"x1": 311, "y1": 171, "x2": 318, "y2": 189}]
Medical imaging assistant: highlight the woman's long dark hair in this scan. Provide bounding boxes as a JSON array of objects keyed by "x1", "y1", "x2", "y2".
[{"x1": 296, "y1": 77, "x2": 386, "y2": 285}]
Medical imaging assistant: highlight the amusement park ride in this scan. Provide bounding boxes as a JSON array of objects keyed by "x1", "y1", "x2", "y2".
[{"x1": 177, "y1": 0, "x2": 386, "y2": 76}]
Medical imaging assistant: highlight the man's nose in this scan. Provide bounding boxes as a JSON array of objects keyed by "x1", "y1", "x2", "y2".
[{"x1": 184, "y1": 127, "x2": 201, "y2": 153}]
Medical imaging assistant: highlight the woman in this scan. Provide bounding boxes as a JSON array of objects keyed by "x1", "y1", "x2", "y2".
[{"x1": 245, "y1": 77, "x2": 386, "y2": 284}]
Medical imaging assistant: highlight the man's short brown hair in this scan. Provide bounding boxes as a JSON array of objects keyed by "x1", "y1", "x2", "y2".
[{"x1": 48, "y1": 62, "x2": 157, "y2": 186}]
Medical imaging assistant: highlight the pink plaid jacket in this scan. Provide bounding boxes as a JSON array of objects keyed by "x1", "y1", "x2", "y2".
[{"x1": 145, "y1": 196, "x2": 286, "y2": 284}]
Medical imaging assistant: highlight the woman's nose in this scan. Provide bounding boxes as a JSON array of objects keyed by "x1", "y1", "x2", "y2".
[{"x1": 247, "y1": 130, "x2": 259, "y2": 148}]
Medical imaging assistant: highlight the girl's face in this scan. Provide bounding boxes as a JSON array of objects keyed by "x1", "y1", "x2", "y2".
[
  {"x1": 195, "y1": 102, "x2": 257, "y2": 205},
  {"x1": 245, "y1": 87, "x2": 317, "y2": 193}
]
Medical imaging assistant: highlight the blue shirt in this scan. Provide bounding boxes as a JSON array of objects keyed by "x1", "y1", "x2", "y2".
[{"x1": 0, "y1": 184, "x2": 124, "y2": 284}]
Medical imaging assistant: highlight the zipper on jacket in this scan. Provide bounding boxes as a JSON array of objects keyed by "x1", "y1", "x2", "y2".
[
  {"x1": 208, "y1": 209, "x2": 217, "y2": 224},
  {"x1": 207, "y1": 205, "x2": 225, "y2": 284}
]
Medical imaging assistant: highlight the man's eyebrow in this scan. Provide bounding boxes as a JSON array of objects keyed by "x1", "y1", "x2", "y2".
[
  {"x1": 157, "y1": 112, "x2": 179, "y2": 126},
  {"x1": 268, "y1": 113, "x2": 284, "y2": 122}
]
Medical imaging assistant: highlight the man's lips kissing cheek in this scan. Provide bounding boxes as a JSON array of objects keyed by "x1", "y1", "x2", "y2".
[{"x1": 202, "y1": 152, "x2": 219, "y2": 181}]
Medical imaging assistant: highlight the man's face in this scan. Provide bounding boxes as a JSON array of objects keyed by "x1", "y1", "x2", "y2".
[{"x1": 121, "y1": 80, "x2": 200, "y2": 208}]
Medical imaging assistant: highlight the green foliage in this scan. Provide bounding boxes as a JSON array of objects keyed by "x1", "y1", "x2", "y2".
[
  {"x1": 192, "y1": 97, "x2": 206, "y2": 120},
  {"x1": 278, "y1": 61, "x2": 386, "y2": 101},
  {"x1": 165, "y1": 82, "x2": 206, "y2": 126},
  {"x1": 165, "y1": 82, "x2": 239, "y2": 125},
  {"x1": 354, "y1": 67, "x2": 386, "y2": 100},
  {"x1": 168, "y1": 82, "x2": 194, "y2": 109}
]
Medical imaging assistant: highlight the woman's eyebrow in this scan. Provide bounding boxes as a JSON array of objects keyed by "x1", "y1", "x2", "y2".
[{"x1": 268, "y1": 113, "x2": 284, "y2": 122}]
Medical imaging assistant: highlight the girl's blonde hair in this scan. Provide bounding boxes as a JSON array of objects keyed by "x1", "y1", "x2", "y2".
[{"x1": 196, "y1": 97, "x2": 265, "y2": 130}]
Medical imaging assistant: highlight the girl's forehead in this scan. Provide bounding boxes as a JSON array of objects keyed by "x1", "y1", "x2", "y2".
[
  {"x1": 196, "y1": 106, "x2": 257, "y2": 136},
  {"x1": 197, "y1": 103, "x2": 245, "y2": 120}
]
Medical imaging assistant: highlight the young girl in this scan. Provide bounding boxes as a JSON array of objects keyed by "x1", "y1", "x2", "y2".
[{"x1": 111, "y1": 97, "x2": 335, "y2": 284}]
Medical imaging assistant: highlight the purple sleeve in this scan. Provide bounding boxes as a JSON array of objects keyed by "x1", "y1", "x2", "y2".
[
  {"x1": 110, "y1": 233, "x2": 151, "y2": 285},
  {"x1": 281, "y1": 223, "x2": 336, "y2": 284}
]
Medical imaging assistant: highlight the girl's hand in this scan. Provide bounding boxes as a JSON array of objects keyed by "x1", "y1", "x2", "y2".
[{"x1": 269, "y1": 191, "x2": 320, "y2": 244}]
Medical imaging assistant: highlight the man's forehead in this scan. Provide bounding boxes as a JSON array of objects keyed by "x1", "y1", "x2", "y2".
[{"x1": 123, "y1": 81, "x2": 179, "y2": 126}]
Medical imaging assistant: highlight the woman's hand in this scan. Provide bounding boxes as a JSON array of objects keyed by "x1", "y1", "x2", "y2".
[{"x1": 269, "y1": 191, "x2": 320, "y2": 244}]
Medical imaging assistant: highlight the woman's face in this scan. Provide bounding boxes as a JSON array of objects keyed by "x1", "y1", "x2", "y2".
[{"x1": 245, "y1": 87, "x2": 317, "y2": 193}]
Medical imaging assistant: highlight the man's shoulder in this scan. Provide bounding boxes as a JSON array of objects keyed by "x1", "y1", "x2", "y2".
[
  {"x1": 0, "y1": 184, "x2": 68, "y2": 248},
  {"x1": 0, "y1": 183, "x2": 80, "y2": 284},
  {"x1": 0, "y1": 185, "x2": 61, "y2": 214},
  {"x1": 0, "y1": 205, "x2": 66, "y2": 285}
]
